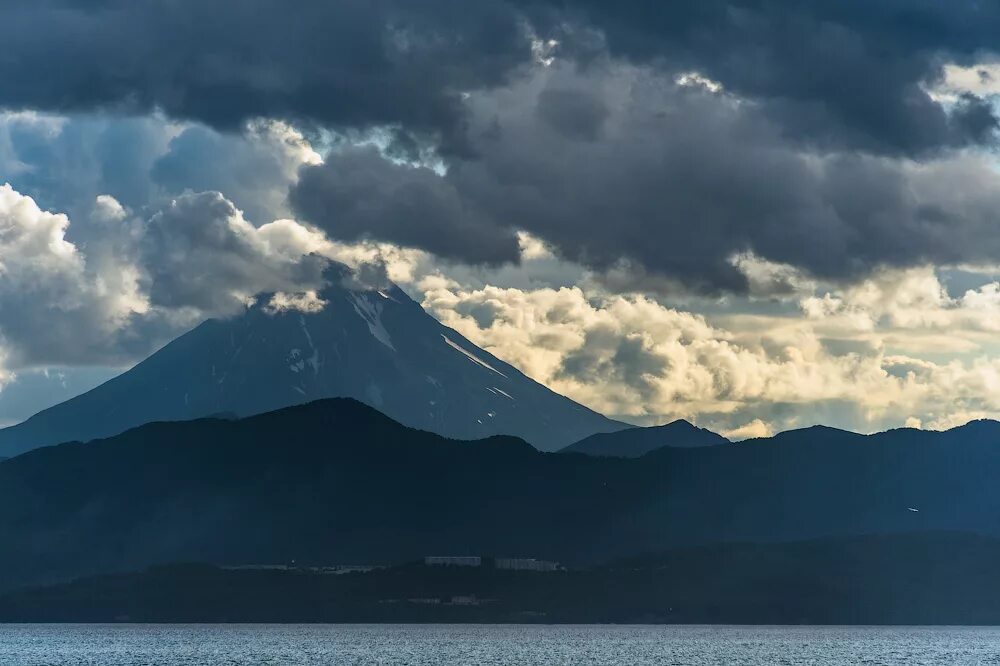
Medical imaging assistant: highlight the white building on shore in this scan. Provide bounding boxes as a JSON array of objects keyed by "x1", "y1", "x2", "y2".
[
  {"x1": 423, "y1": 556, "x2": 483, "y2": 567},
  {"x1": 495, "y1": 558, "x2": 561, "y2": 572},
  {"x1": 423, "y1": 556, "x2": 562, "y2": 571}
]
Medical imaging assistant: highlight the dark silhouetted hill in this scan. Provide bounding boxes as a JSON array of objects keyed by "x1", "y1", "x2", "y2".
[{"x1": 3, "y1": 401, "x2": 1000, "y2": 589}]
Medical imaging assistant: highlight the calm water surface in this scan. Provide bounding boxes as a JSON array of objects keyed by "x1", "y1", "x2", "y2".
[{"x1": 2, "y1": 624, "x2": 1000, "y2": 665}]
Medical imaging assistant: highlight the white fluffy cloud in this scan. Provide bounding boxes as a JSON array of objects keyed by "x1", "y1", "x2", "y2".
[
  {"x1": 0, "y1": 184, "x2": 332, "y2": 386},
  {"x1": 0, "y1": 184, "x2": 144, "y2": 376},
  {"x1": 139, "y1": 192, "x2": 329, "y2": 313},
  {"x1": 150, "y1": 119, "x2": 322, "y2": 224},
  {"x1": 304, "y1": 242, "x2": 1000, "y2": 437},
  {"x1": 930, "y1": 62, "x2": 1000, "y2": 101},
  {"x1": 0, "y1": 113, "x2": 334, "y2": 397},
  {"x1": 0, "y1": 112, "x2": 320, "y2": 229},
  {"x1": 797, "y1": 266, "x2": 1000, "y2": 359}
]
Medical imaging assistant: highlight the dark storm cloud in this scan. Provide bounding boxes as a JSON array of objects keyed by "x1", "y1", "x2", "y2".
[
  {"x1": 951, "y1": 93, "x2": 1000, "y2": 144},
  {"x1": 2, "y1": 0, "x2": 999, "y2": 157},
  {"x1": 535, "y1": 87, "x2": 609, "y2": 141},
  {"x1": 519, "y1": 0, "x2": 1000, "y2": 156},
  {"x1": 290, "y1": 63, "x2": 1000, "y2": 291},
  {"x1": 290, "y1": 147, "x2": 520, "y2": 265},
  {"x1": 0, "y1": 0, "x2": 530, "y2": 149},
  {"x1": 8, "y1": 0, "x2": 1000, "y2": 292}
]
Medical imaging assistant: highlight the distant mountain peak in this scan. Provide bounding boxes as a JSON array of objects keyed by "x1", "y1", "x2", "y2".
[
  {"x1": 660, "y1": 419, "x2": 698, "y2": 430},
  {"x1": 560, "y1": 418, "x2": 729, "y2": 458},
  {"x1": 0, "y1": 267, "x2": 624, "y2": 456},
  {"x1": 759, "y1": 424, "x2": 860, "y2": 444}
]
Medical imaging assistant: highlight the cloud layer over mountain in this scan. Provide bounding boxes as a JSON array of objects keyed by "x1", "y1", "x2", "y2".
[{"x1": 292, "y1": 62, "x2": 1000, "y2": 291}]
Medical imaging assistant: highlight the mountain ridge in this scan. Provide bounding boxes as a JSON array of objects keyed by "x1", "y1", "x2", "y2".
[
  {"x1": 560, "y1": 419, "x2": 730, "y2": 457},
  {"x1": 5, "y1": 397, "x2": 1000, "y2": 589}
]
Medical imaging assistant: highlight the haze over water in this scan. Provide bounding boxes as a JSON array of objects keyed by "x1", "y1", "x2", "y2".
[{"x1": 4, "y1": 624, "x2": 1000, "y2": 665}]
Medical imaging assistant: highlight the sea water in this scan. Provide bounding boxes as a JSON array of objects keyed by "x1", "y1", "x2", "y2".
[{"x1": 2, "y1": 624, "x2": 1000, "y2": 665}]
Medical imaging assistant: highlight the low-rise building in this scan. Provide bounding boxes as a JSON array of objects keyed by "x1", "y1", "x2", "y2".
[
  {"x1": 313, "y1": 565, "x2": 383, "y2": 575},
  {"x1": 424, "y1": 556, "x2": 482, "y2": 567},
  {"x1": 495, "y1": 557, "x2": 561, "y2": 572},
  {"x1": 449, "y1": 595, "x2": 485, "y2": 606}
]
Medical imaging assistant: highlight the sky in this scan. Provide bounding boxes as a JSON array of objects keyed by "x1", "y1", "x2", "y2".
[{"x1": 5, "y1": 1, "x2": 1000, "y2": 438}]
